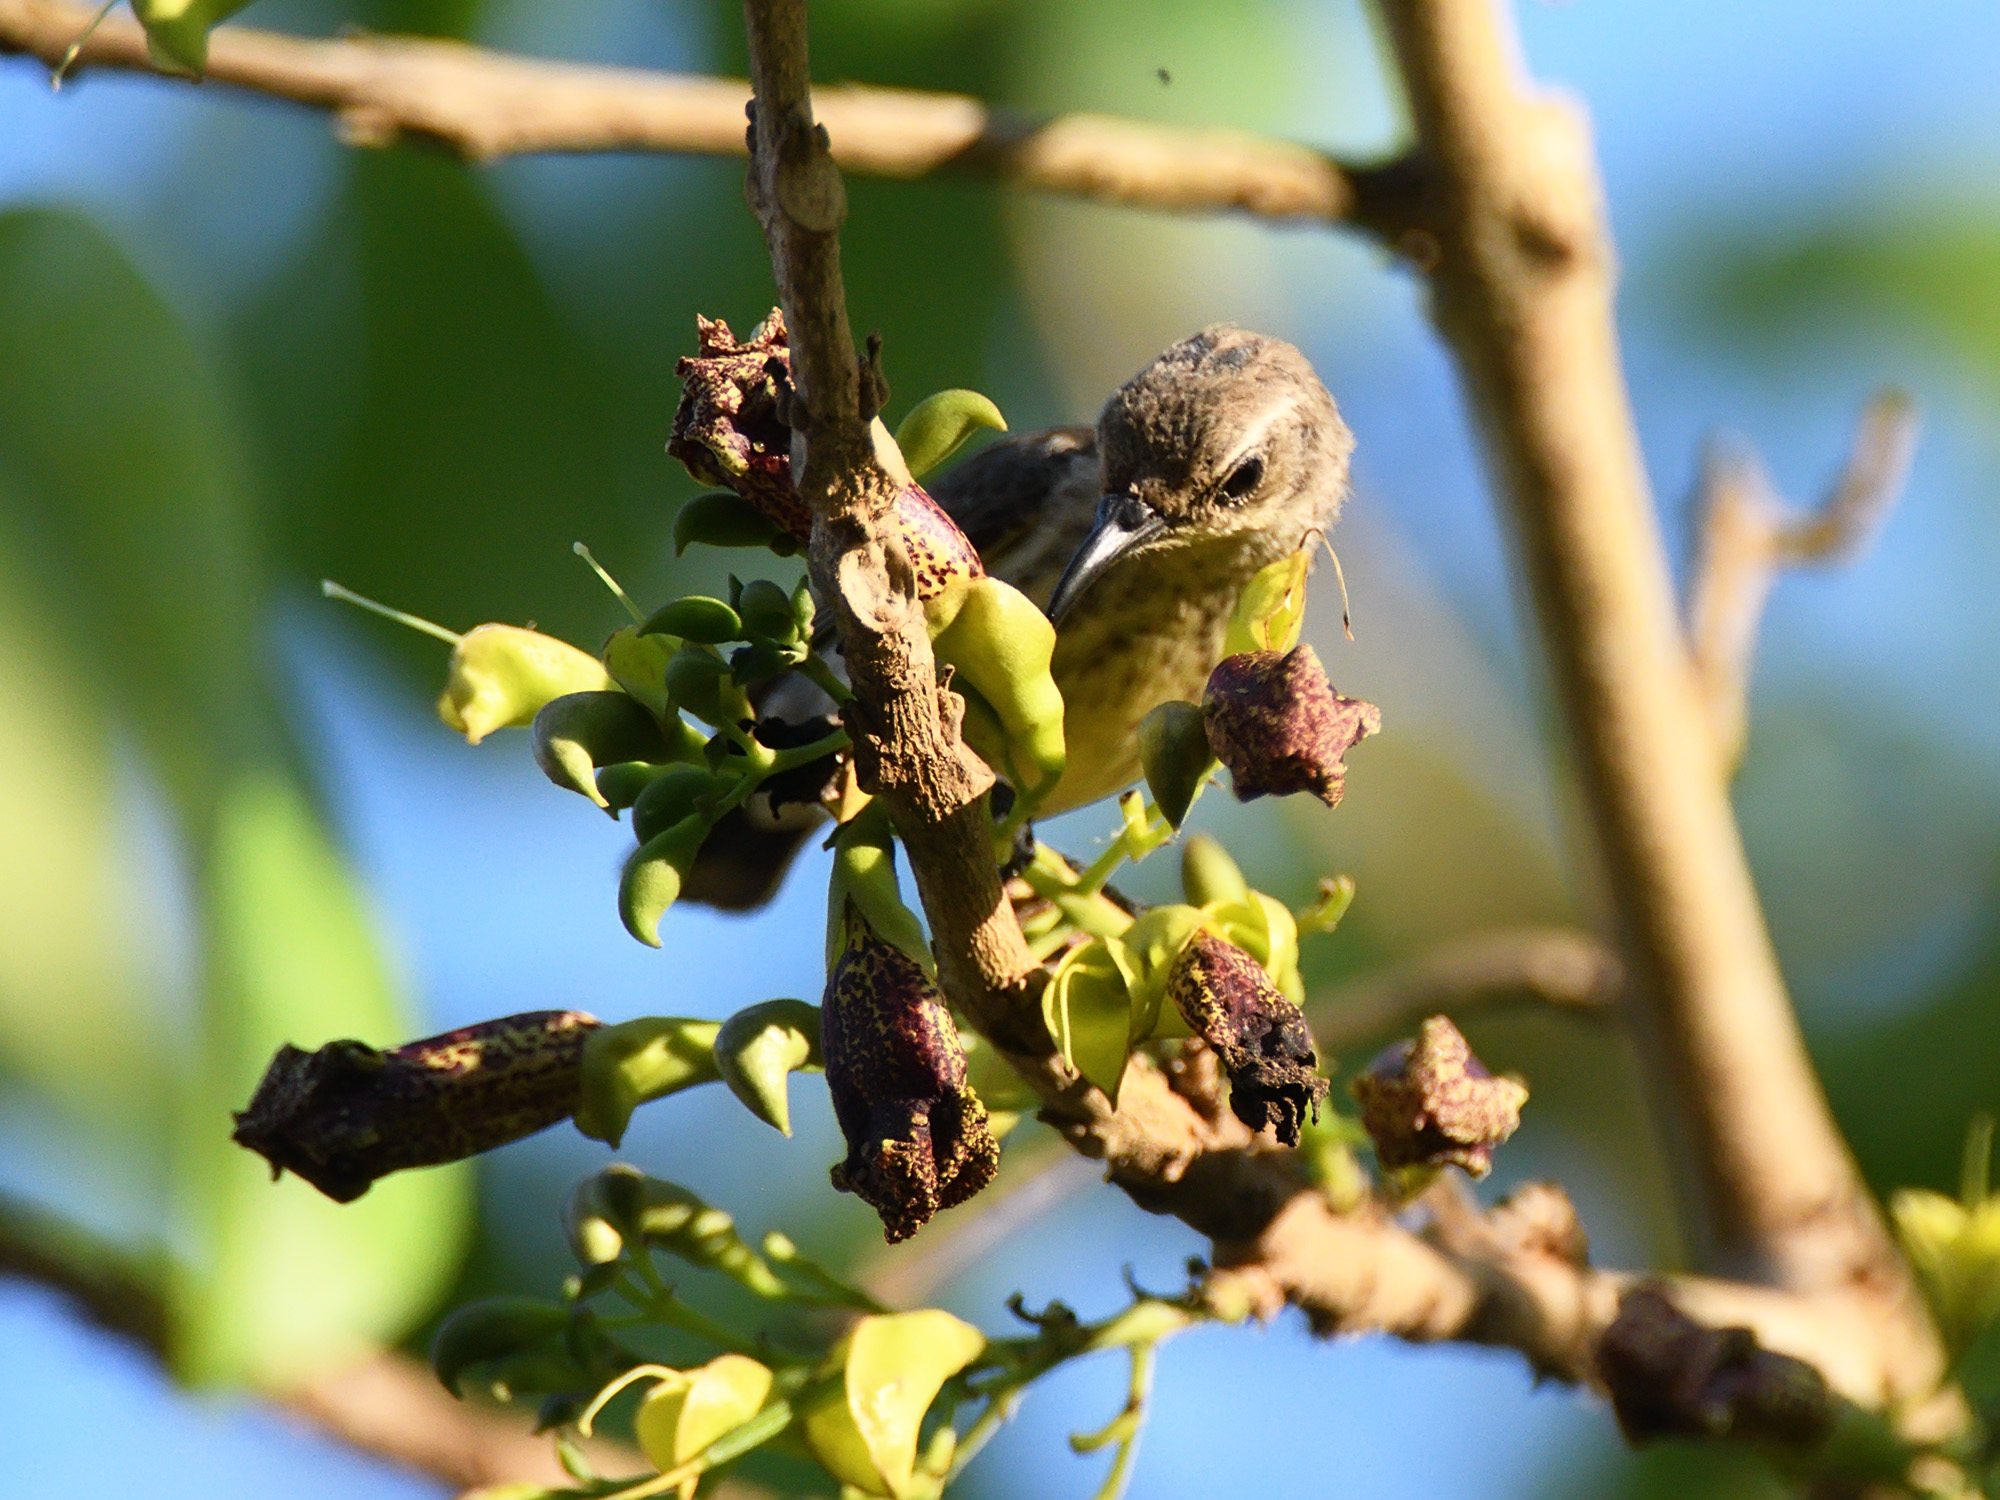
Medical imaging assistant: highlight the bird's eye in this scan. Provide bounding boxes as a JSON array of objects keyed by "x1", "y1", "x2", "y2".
[{"x1": 1220, "y1": 455, "x2": 1265, "y2": 501}]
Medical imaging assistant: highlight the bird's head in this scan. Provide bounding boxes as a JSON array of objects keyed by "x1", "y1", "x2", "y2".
[{"x1": 1046, "y1": 326, "x2": 1352, "y2": 623}]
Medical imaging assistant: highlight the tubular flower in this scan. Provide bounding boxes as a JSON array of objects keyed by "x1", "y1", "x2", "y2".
[
  {"x1": 1202, "y1": 643, "x2": 1379, "y2": 808},
  {"x1": 821, "y1": 903, "x2": 999, "y2": 1242},
  {"x1": 233, "y1": 1010, "x2": 601, "y2": 1202},
  {"x1": 1165, "y1": 929, "x2": 1328, "y2": 1147},
  {"x1": 1350, "y1": 1015, "x2": 1526, "y2": 1178}
]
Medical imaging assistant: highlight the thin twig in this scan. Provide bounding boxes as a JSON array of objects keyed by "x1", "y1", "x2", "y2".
[
  {"x1": 0, "y1": 0, "x2": 1415, "y2": 235},
  {"x1": 1688, "y1": 390, "x2": 1918, "y2": 767}
]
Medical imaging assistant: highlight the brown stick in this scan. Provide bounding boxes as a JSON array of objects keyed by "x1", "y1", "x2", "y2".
[
  {"x1": 0, "y1": 0, "x2": 1411, "y2": 233},
  {"x1": 1372, "y1": 0, "x2": 1943, "y2": 1395},
  {"x1": 1688, "y1": 390, "x2": 1918, "y2": 767}
]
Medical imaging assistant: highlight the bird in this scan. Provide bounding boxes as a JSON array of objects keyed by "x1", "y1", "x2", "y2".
[{"x1": 686, "y1": 324, "x2": 1354, "y2": 907}]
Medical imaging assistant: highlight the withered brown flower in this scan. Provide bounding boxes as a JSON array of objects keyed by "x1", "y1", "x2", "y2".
[
  {"x1": 1202, "y1": 644, "x2": 1379, "y2": 807},
  {"x1": 1598, "y1": 1286, "x2": 1835, "y2": 1447},
  {"x1": 1350, "y1": 1014, "x2": 1526, "y2": 1177},
  {"x1": 232, "y1": 1010, "x2": 601, "y2": 1203},
  {"x1": 821, "y1": 907, "x2": 1000, "y2": 1241},
  {"x1": 667, "y1": 310, "x2": 811, "y2": 538},
  {"x1": 1166, "y1": 929, "x2": 1329, "y2": 1147}
]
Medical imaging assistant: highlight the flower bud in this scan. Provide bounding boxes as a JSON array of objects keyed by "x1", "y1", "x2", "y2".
[
  {"x1": 1165, "y1": 931, "x2": 1327, "y2": 1146},
  {"x1": 438, "y1": 625, "x2": 614, "y2": 745},
  {"x1": 630, "y1": 765, "x2": 728, "y2": 846},
  {"x1": 673, "y1": 491, "x2": 800, "y2": 557},
  {"x1": 619, "y1": 815, "x2": 710, "y2": 947},
  {"x1": 636, "y1": 1354, "x2": 776, "y2": 1473},
  {"x1": 531, "y1": 691, "x2": 674, "y2": 810},
  {"x1": 1138, "y1": 700, "x2": 1215, "y2": 830},
  {"x1": 429, "y1": 1296, "x2": 569, "y2": 1398},
  {"x1": 893, "y1": 389, "x2": 1007, "y2": 480},
  {"x1": 714, "y1": 998, "x2": 823, "y2": 1137},
  {"x1": 643, "y1": 596, "x2": 744, "y2": 646},
  {"x1": 827, "y1": 803, "x2": 935, "y2": 979},
  {"x1": 232, "y1": 1010, "x2": 600, "y2": 1202},
  {"x1": 667, "y1": 311, "x2": 812, "y2": 538},
  {"x1": 801, "y1": 1310, "x2": 986, "y2": 1498},
  {"x1": 573, "y1": 1016, "x2": 721, "y2": 1146},
  {"x1": 735, "y1": 579, "x2": 803, "y2": 645},
  {"x1": 927, "y1": 577, "x2": 1066, "y2": 804},
  {"x1": 1349, "y1": 1015, "x2": 1527, "y2": 1178},
  {"x1": 823, "y1": 902, "x2": 1000, "y2": 1242},
  {"x1": 1179, "y1": 833, "x2": 1250, "y2": 908},
  {"x1": 1598, "y1": 1286, "x2": 1835, "y2": 1447},
  {"x1": 563, "y1": 1165, "x2": 785, "y2": 1297},
  {"x1": 603, "y1": 625, "x2": 697, "y2": 734},
  {"x1": 595, "y1": 760, "x2": 676, "y2": 815},
  {"x1": 664, "y1": 645, "x2": 751, "y2": 728},
  {"x1": 132, "y1": 0, "x2": 254, "y2": 75},
  {"x1": 1202, "y1": 644, "x2": 1379, "y2": 808}
]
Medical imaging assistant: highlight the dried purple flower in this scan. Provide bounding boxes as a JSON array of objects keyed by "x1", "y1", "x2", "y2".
[
  {"x1": 821, "y1": 907, "x2": 999, "y2": 1241},
  {"x1": 667, "y1": 310, "x2": 811, "y2": 538},
  {"x1": 1202, "y1": 644, "x2": 1379, "y2": 807},
  {"x1": 1165, "y1": 929, "x2": 1329, "y2": 1147},
  {"x1": 1350, "y1": 1015, "x2": 1526, "y2": 1177},
  {"x1": 232, "y1": 1010, "x2": 601, "y2": 1203},
  {"x1": 1598, "y1": 1286, "x2": 1835, "y2": 1447}
]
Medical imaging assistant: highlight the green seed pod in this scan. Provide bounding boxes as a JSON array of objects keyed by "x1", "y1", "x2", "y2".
[
  {"x1": 643, "y1": 596, "x2": 743, "y2": 645},
  {"x1": 573, "y1": 1015, "x2": 721, "y2": 1147},
  {"x1": 531, "y1": 691, "x2": 672, "y2": 810},
  {"x1": 673, "y1": 491, "x2": 798, "y2": 556},
  {"x1": 1223, "y1": 547, "x2": 1312, "y2": 657},
  {"x1": 595, "y1": 760, "x2": 675, "y2": 815},
  {"x1": 735, "y1": 579, "x2": 801, "y2": 644},
  {"x1": 1137, "y1": 700, "x2": 1216, "y2": 830},
  {"x1": 635, "y1": 1354, "x2": 776, "y2": 1473},
  {"x1": 664, "y1": 646, "x2": 752, "y2": 728},
  {"x1": 131, "y1": 0, "x2": 255, "y2": 75},
  {"x1": 1180, "y1": 832, "x2": 1250, "y2": 908},
  {"x1": 826, "y1": 803, "x2": 934, "y2": 979},
  {"x1": 893, "y1": 389, "x2": 1008, "y2": 480},
  {"x1": 630, "y1": 765, "x2": 727, "y2": 846},
  {"x1": 927, "y1": 577, "x2": 1066, "y2": 806},
  {"x1": 801, "y1": 1311, "x2": 986, "y2": 1498},
  {"x1": 430, "y1": 1296, "x2": 568, "y2": 1397},
  {"x1": 438, "y1": 624, "x2": 615, "y2": 745},
  {"x1": 713, "y1": 998, "x2": 823, "y2": 1136},
  {"x1": 619, "y1": 814, "x2": 711, "y2": 947}
]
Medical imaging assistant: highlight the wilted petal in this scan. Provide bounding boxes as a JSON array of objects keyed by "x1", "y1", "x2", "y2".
[
  {"x1": 667, "y1": 310, "x2": 811, "y2": 538},
  {"x1": 1165, "y1": 929, "x2": 1328, "y2": 1146},
  {"x1": 1350, "y1": 1014, "x2": 1526, "y2": 1177},
  {"x1": 1202, "y1": 644, "x2": 1379, "y2": 807}
]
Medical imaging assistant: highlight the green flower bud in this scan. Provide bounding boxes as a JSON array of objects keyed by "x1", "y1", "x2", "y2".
[
  {"x1": 1891, "y1": 1186, "x2": 2000, "y2": 1361},
  {"x1": 131, "y1": 0, "x2": 254, "y2": 75},
  {"x1": 1137, "y1": 700, "x2": 1215, "y2": 830},
  {"x1": 893, "y1": 389, "x2": 1007, "y2": 480},
  {"x1": 232, "y1": 1010, "x2": 600, "y2": 1202},
  {"x1": 827, "y1": 803, "x2": 935, "y2": 979},
  {"x1": 630, "y1": 765, "x2": 728, "y2": 846},
  {"x1": 728, "y1": 641, "x2": 799, "y2": 688},
  {"x1": 429, "y1": 1296, "x2": 569, "y2": 1398},
  {"x1": 438, "y1": 624, "x2": 614, "y2": 745},
  {"x1": 1180, "y1": 833, "x2": 1250, "y2": 908},
  {"x1": 664, "y1": 646, "x2": 752, "y2": 728},
  {"x1": 1223, "y1": 547, "x2": 1311, "y2": 657},
  {"x1": 573, "y1": 1016, "x2": 721, "y2": 1146},
  {"x1": 1350, "y1": 1015, "x2": 1527, "y2": 1178},
  {"x1": 791, "y1": 574, "x2": 816, "y2": 637},
  {"x1": 927, "y1": 577, "x2": 1066, "y2": 804},
  {"x1": 643, "y1": 596, "x2": 744, "y2": 645},
  {"x1": 801, "y1": 1310, "x2": 986, "y2": 1499},
  {"x1": 736, "y1": 578, "x2": 803, "y2": 644},
  {"x1": 619, "y1": 814, "x2": 711, "y2": 947},
  {"x1": 714, "y1": 998, "x2": 823, "y2": 1136},
  {"x1": 1042, "y1": 939, "x2": 1136, "y2": 1103},
  {"x1": 673, "y1": 492, "x2": 799, "y2": 556},
  {"x1": 595, "y1": 760, "x2": 677, "y2": 816},
  {"x1": 564, "y1": 1165, "x2": 785, "y2": 1297},
  {"x1": 601, "y1": 623, "x2": 678, "y2": 722},
  {"x1": 531, "y1": 691, "x2": 673, "y2": 810},
  {"x1": 635, "y1": 1354, "x2": 776, "y2": 1472}
]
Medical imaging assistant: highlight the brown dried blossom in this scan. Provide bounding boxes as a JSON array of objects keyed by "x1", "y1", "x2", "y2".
[
  {"x1": 821, "y1": 906, "x2": 1000, "y2": 1241},
  {"x1": 1202, "y1": 644, "x2": 1379, "y2": 807},
  {"x1": 232, "y1": 1010, "x2": 601, "y2": 1203},
  {"x1": 1598, "y1": 1286, "x2": 1836, "y2": 1447},
  {"x1": 1350, "y1": 1015, "x2": 1526, "y2": 1177},
  {"x1": 1166, "y1": 929, "x2": 1329, "y2": 1147}
]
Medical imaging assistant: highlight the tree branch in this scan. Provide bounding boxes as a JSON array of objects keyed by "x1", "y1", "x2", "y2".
[
  {"x1": 0, "y1": 0, "x2": 1414, "y2": 235},
  {"x1": 1687, "y1": 390, "x2": 1918, "y2": 768}
]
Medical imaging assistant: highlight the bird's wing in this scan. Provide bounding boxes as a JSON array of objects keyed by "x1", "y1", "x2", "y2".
[{"x1": 927, "y1": 425, "x2": 1103, "y2": 609}]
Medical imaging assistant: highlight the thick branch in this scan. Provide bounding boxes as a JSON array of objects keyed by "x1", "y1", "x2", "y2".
[
  {"x1": 1376, "y1": 0, "x2": 1921, "y2": 1313},
  {"x1": 1687, "y1": 390, "x2": 1917, "y2": 767},
  {"x1": 0, "y1": 0, "x2": 1412, "y2": 234}
]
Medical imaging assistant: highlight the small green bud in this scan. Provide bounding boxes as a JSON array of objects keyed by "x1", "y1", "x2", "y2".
[
  {"x1": 801, "y1": 1311, "x2": 986, "y2": 1498},
  {"x1": 893, "y1": 389, "x2": 1007, "y2": 480},
  {"x1": 531, "y1": 691, "x2": 672, "y2": 810},
  {"x1": 131, "y1": 0, "x2": 255, "y2": 75},
  {"x1": 602, "y1": 624, "x2": 678, "y2": 722},
  {"x1": 1180, "y1": 833, "x2": 1250, "y2": 908},
  {"x1": 927, "y1": 577, "x2": 1066, "y2": 804},
  {"x1": 1137, "y1": 700, "x2": 1215, "y2": 830},
  {"x1": 439, "y1": 624, "x2": 614, "y2": 745},
  {"x1": 573, "y1": 1016, "x2": 721, "y2": 1146},
  {"x1": 664, "y1": 645, "x2": 752, "y2": 728},
  {"x1": 673, "y1": 492, "x2": 797, "y2": 556},
  {"x1": 791, "y1": 574, "x2": 816, "y2": 637},
  {"x1": 635, "y1": 1354, "x2": 776, "y2": 1472},
  {"x1": 728, "y1": 642, "x2": 798, "y2": 688},
  {"x1": 430, "y1": 1296, "x2": 568, "y2": 1397},
  {"x1": 619, "y1": 815, "x2": 709, "y2": 947},
  {"x1": 713, "y1": 998, "x2": 823, "y2": 1136},
  {"x1": 630, "y1": 765, "x2": 727, "y2": 846},
  {"x1": 827, "y1": 803, "x2": 935, "y2": 979},
  {"x1": 1224, "y1": 547, "x2": 1311, "y2": 657},
  {"x1": 736, "y1": 579, "x2": 802, "y2": 644},
  {"x1": 643, "y1": 596, "x2": 743, "y2": 645},
  {"x1": 565, "y1": 1165, "x2": 786, "y2": 1296},
  {"x1": 595, "y1": 760, "x2": 676, "y2": 815}
]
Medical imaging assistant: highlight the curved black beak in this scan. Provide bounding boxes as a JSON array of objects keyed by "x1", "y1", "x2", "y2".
[{"x1": 1045, "y1": 492, "x2": 1169, "y2": 624}]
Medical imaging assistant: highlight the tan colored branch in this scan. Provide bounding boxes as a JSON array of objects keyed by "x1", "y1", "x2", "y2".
[
  {"x1": 1688, "y1": 391, "x2": 1918, "y2": 767},
  {"x1": 1309, "y1": 925, "x2": 1622, "y2": 1055},
  {"x1": 0, "y1": 0, "x2": 1411, "y2": 233}
]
